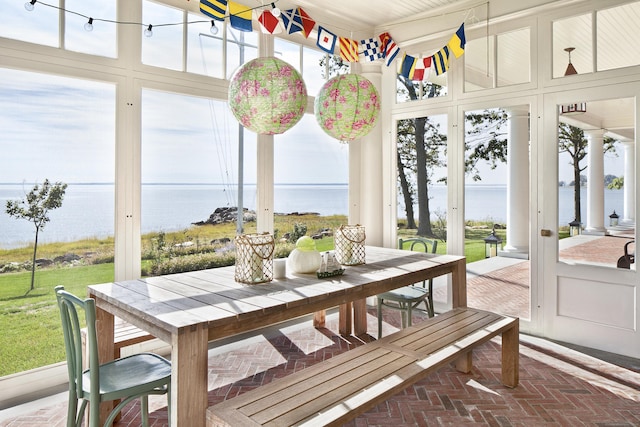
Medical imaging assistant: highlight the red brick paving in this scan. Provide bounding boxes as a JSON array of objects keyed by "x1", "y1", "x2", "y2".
[
  {"x1": 2, "y1": 245, "x2": 639, "y2": 426},
  {"x1": 2, "y1": 308, "x2": 639, "y2": 427}
]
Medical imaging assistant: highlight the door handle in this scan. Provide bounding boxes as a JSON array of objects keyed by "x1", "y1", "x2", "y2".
[{"x1": 540, "y1": 229, "x2": 552, "y2": 237}]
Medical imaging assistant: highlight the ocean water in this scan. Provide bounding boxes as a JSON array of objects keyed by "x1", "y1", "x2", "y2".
[{"x1": 0, "y1": 183, "x2": 624, "y2": 248}]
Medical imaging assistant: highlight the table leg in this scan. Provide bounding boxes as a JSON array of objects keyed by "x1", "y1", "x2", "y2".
[
  {"x1": 92, "y1": 298, "x2": 115, "y2": 424},
  {"x1": 171, "y1": 324, "x2": 209, "y2": 427},
  {"x1": 451, "y1": 258, "x2": 468, "y2": 308},
  {"x1": 353, "y1": 299, "x2": 367, "y2": 336},
  {"x1": 339, "y1": 302, "x2": 352, "y2": 335},
  {"x1": 313, "y1": 310, "x2": 326, "y2": 328}
]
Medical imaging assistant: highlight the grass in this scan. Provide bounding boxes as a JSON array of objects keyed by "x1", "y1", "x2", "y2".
[{"x1": 0, "y1": 215, "x2": 500, "y2": 376}]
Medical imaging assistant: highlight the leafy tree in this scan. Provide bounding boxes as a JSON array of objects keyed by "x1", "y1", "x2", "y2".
[
  {"x1": 558, "y1": 124, "x2": 616, "y2": 222},
  {"x1": 608, "y1": 176, "x2": 624, "y2": 190},
  {"x1": 396, "y1": 77, "x2": 508, "y2": 236},
  {"x1": 6, "y1": 179, "x2": 67, "y2": 292}
]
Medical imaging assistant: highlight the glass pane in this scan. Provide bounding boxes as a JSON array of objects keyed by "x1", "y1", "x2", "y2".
[
  {"x1": 141, "y1": 89, "x2": 258, "y2": 265},
  {"x1": 0, "y1": 0, "x2": 59, "y2": 46},
  {"x1": 0, "y1": 68, "x2": 115, "y2": 375},
  {"x1": 553, "y1": 13, "x2": 593, "y2": 78},
  {"x1": 274, "y1": 38, "x2": 301, "y2": 71},
  {"x1": 497, "y1": 28, "x2": 530, "y2": 86},
  {"x1": 65, "y1": 0, "x2": 117, "y2": 58},
  {"x1": 557, "y1": 98, "x2": 635, "y2": 269},
  {"x1": 142, "y1": 0, "x2": 183, "y2": 71},
  {"x1": 464, "y1": 36, "x2": 495, "y2": 92},
  {"x1": 396, "y1": 77, "x2": 447, "y2": 103},
  {"x1": 464, "y1": 106, "x2": 531, "y2": 319},
  {"x1": 397, "y1": 114, "x2": 448, "y2": 307},
  {"x1": 303, "y1": 47, "x2": 327, "y2": 96},
  {"x1": 273, "y1": 115, "x2": 348, "y2": 250},
  {"x1": 597, "y1": 2, "x2": 640, "y2": 71},
  {"x1": 187, "y1": 12, "x2": 224, "y2": 78},
  {"x1": 226, "y1": 27, "x2": 258, "y2": 78}
]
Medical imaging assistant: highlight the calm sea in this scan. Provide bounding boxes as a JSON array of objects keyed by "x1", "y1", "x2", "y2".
[{"x1": 0, "y1": 183, "x2": 624, "y2": 249}]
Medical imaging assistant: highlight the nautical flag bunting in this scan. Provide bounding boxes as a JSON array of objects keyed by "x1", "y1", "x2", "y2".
[
  {"x1": 199, "y1": 0, "x2": 227, "y2": 21},
  {"x1": 447, "y1": 23, "x2": 466, "y2": 58},
  {"x1": 360, "y1": 38, "x2": 382, "y2": 62},
  {"x1": 379, "y1": 32, "x2": 400, "y2": 66},
  {"x1": 399, "y1": 53, "x2": 417, "y2": 79},
  {"x1": 412, "y1": 56, "x2": 432, "y2": 81},
  {"x1": 256, "y1": 9, "x2": 281, "y2": 34},
  {"x1": 432, "y1": 46, "x2": 450, "y2": 75},
  {"x1": 228, "y1": 1, "x2": 252, "y2": 32},
  {"x1": 317, "y1": 26, "x2": 337, "y2": 54},
  {"x1": 339, "y1": 37, "x2": 359, "y2": 62},
  {"x1": 281, "y1": 7, "x2": 315, "y2": 37}
]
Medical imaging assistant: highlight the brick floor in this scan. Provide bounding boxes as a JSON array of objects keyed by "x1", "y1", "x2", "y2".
[{"x1": 2, "y1": 241, "x2": 639, "y2": 426}]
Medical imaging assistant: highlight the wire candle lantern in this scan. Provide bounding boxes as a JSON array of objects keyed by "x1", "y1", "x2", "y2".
[
  {"x1": 334, "y1": 225, "x2": 366, "y2": 265},
  {"x1": 234, "y1": 233, "x2": 275, "y2": 284}
]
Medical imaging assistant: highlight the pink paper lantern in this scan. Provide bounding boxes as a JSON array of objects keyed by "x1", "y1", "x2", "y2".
[
  {"x1": 314, "y1": 74, "x2": 381, "y2": 142},
  {"x1": 228, "y1": 57, "x2": 307, "y2": 135}
]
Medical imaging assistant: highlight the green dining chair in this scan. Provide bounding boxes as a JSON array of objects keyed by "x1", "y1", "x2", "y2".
[
  {"x1": 376, "y1": 238, "x2": 437, "y2": 338},
  {"x1": 55, "y1": 286, "x2": 171, "y2": 427}
]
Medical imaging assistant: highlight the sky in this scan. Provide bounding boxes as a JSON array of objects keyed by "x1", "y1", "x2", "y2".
[{"x1": 0, "y1": 0, "x2": 626, "y2": 187}]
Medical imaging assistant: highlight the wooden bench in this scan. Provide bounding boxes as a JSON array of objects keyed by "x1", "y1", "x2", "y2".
[
  {"x1": 81, "y1": 317, "x2": 155, "y2": 361},
  {"x1": 207, "y1": 307, "x2": 518, "y2": 427}
]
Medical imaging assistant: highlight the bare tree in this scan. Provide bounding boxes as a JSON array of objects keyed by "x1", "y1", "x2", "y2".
[{"x1": 6, "y1": 179, "x2": 67, "y2": 292}]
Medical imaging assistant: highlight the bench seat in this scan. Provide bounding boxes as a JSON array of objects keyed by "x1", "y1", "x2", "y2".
[
  {"x1": 81, "y1": 317, "x2": 155, "y2": 360},
  {"x1": 207, "y1": 307, "x2": 519, "y2": 427}
]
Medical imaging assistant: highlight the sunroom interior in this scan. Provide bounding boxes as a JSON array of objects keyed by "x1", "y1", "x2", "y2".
[{"x1": 1, "y1": 0, "x2": 639, "y2": 424}]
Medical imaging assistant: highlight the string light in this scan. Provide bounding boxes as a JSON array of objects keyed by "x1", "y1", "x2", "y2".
[
  {"x1": 210, "y1": 20, "x2": 219, "y2": 35},
  {"x1": 271, "y1": 3, "x2": 281, "y2": 18},
  {"x1": 84, "y1": 17, "x2": 94, "y2": 32},
  {"x1": 22, "y1": 0, "x2": 282, "y2": 34}
]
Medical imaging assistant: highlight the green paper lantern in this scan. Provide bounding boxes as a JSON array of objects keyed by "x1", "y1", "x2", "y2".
[
  {"x1": 228, "y1": 57, "x2": 307, "y2": 135},
  {"x1": 314, "y1": 74, "x2": 381, "y2": 142}
]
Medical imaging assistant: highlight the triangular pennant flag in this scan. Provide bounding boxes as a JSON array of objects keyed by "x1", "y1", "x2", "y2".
[
  {"x1": 228, "y1": 1, "x2": 252, "y2": 32},
  {"x1": 360, "y1": 38, "x2": 382, "y2": 62},
  {"x1": 379, "y1": 32, "x2": 400, "y2": 66},
  {"x1": 317, "y1": 26, "x2": 337, "y2": 54},
  {"x1": 256, "y1": 9, "x2": 281, "y2": 34},
  {"x1": 447, "y1": 23, "x2": 466, "y2": 58},
  {"x1": 200, "y1": 0, "x2": 227, "y2": 21},
  {"x1": 432, "y1": 46, "x2": 450, "y2": 75},
  {"x1": 399, "y1": 53, "x2": 417, "y2": 78},
  {"x1": 298, "y1": 7, "x2": 316, "y2": 38},
  {"x1": 339, "y1": 37, "x2": 359, "y2": 62},
  {"x1": 411, "y1": 56, "x2": 432, "y2": 81},
  {"x1": 280, "y1": 8, "x2": 303, "y2": 35}
]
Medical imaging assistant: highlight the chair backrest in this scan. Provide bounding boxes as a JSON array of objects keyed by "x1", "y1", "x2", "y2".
[
  {"x1": 398, "y1": 237, "x2": 437, "y2": 254},
  {"x1": 55, "y1": 285, "x2": 100, "y2": 401}
]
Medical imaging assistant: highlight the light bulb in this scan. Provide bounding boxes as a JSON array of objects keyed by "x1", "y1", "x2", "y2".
[
  {"x1": 144, "y1": 24, "x2": 153, "y2": 38},
  {"x1": 271, "y1": 3, "x2": 281, "y2": 17},
  {"x1": 84, "y1": 18, "x2": 94, "y2": 32},
  {"x1": 210, "y1": 20, "x2": 219, "y2": 35},
  {"x1": 24, "y1": 0, "x2": 36, "y2": 11}
]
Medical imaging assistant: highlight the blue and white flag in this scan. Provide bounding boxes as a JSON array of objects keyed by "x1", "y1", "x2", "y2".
[
  {"x1": 317, "y1": 26, "x2": 337, "y2": 54},
  {"x1": 360, "y1": 38, "x2": 382, "y2": 62}
]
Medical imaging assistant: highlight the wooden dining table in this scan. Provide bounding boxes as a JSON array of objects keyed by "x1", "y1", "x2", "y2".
[{"x1": 87, "y1": 245, "x2": 466, "y2": 427}]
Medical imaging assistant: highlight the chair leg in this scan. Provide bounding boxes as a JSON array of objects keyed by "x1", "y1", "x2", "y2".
[
  {"x1": 167, "y1": 385, "x2": 172, "y2": 427},
  {"x1": 407, "y1": 304, "x2": 412, "y2": 327},
  {"x1": 66, "y1": 390, "x2": 77, "y2": 427},
  {"x1": 141, "y1": 395, "x2": 149, "y2": 427},
  {"x1": 377, "y1": 298, "x2": 383, "y2": 339}
]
